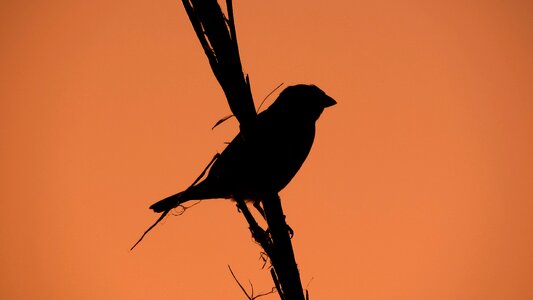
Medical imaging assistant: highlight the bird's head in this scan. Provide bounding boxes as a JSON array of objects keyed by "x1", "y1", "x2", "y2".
[{"x1": 267, "y1": 84, "x2": 337, "y2": 121}]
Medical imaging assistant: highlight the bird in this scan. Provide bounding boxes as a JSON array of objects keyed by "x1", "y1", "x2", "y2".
[{"x1": 149, "y1": 84, "x2": 336, "y2": 214}]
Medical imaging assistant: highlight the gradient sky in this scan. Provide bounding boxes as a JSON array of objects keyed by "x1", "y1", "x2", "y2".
[{"x1": 1, "y1": 1, "x2": 532, "y2": 299}]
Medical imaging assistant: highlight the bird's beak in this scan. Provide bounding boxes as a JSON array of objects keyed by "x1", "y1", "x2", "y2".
[{"x1": 322, "y1": 94, "x2": 337, "y2": 108}]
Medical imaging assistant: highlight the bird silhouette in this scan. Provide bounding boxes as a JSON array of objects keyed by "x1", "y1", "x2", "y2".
[{"x1": 149, "y1": 84, "x2": 336, "y2": 214}]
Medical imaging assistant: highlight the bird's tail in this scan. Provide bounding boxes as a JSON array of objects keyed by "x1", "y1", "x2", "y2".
[
  {"x1": 149, "y1": 180, "x2": 219, "y2": 213},
  {"x1": 149, "y1": 191, "x2": 186, "y2": 213}
]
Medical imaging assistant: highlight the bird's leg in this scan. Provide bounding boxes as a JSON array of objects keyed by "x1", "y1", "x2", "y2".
[
  {"x1": 235, "y1": 196, "x2": 273, "y2": 258},
  {"x1": 257, "y1": 200, "x2": 294, "y2": 239}
]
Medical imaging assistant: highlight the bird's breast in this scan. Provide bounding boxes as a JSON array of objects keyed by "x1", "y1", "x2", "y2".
[{"x1": 206, "y1": 118, "x2": 316, "y2": 198}]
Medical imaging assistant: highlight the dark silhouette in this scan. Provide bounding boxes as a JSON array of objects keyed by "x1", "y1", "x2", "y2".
[
  {"x1": 149, "y1": 84, "x2": 336, "y2": 214},
  {"x1": 133, "y1": 1, "x2": 334, "y2": 299}
]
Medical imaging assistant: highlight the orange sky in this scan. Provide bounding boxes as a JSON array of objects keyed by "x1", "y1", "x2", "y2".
[{"x1": 1, "y1": 1, "x2": 532, "y2": 299}]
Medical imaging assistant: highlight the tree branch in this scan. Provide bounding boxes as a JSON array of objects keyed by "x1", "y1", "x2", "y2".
[
  {"x1": 261, "y1": 192, "x2": 305, "y2": 300},
  {"x1": 181, "y1": 0, "x2": 256, "y2": 132},
  {"x1": 180, "y1": 1, "x2": 306, "y2": 299}
]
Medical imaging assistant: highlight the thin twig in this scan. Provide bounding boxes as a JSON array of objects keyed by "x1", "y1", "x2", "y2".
[
  {"x1": 131, "y1": 154, "x2": 220, "y2": 250},
  {"x1": 228, "y1": 265, "x2": 252, "y2": 299},
  {"x1": 212, "y1": 82, "x2": 284, "y2": 130},
  {"x1": 257, "y1": 83, "x2": 284, "y2": 113},
  {"x1": 228, "y1": 265, "x2": 276, "y2": 300},
  {"x1": 130, "y1": 210, "x2": 169, "y2": 250}
]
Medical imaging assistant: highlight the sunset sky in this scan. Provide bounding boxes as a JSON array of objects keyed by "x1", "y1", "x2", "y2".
[{"x1": 1, "y1": 1, "x2": 532, "y2": 299}]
